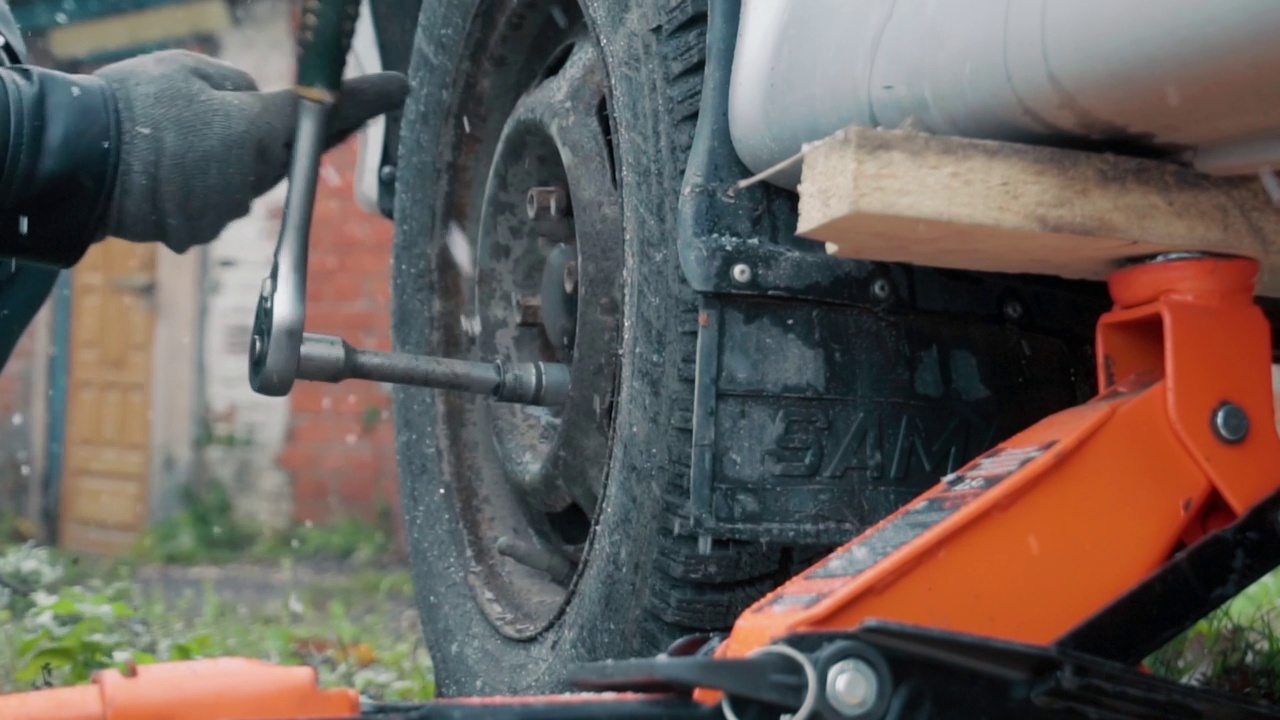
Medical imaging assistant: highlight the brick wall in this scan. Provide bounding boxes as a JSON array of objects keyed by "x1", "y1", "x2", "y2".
[
  {"x1": 201, "y1": 0, "x2": 296, "y2": 533},
  {"x1": 277, "y1": 137, "x2": 401, "y2": 530}
]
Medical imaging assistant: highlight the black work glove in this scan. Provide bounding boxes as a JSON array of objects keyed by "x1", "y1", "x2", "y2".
[{"x1": 93, "y1": 50, "x2": 409, "y2": 253}]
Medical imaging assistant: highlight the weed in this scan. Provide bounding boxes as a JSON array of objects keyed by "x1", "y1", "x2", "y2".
[
  {"x1": 1146, "y1": 572, "x2": 1280, "y2": 702},
  {"x1": 134, "y1": 481, "x2": 255, "y2": 564},
  {"x1": 271, "y1": 517, "x2": 392, "y2": 563},
  {"x1": 135, "y1": 482, "x2": 394, "y2": 565},
  {"x1": 0, "y1": 544, "x2": 433, "y2": 701}
]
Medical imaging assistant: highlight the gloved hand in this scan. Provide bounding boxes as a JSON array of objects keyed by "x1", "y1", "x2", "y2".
[{"x1": 93, "y1": 50, "x2": 409, "y2": 253}]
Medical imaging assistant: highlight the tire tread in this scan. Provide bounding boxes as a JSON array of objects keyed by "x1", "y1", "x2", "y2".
[{"x1": 643, "y1": 0, "x2": 812, "y2": 636}]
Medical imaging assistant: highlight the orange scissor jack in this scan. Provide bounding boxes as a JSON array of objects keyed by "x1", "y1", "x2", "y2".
[{"x1": 6, "y1": 252, "x2": 1280, "y2": 719}]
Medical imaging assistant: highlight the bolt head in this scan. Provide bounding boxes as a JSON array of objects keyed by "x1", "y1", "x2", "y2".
[
  {"x1": 379, "y1": 165, "x2": 397, "y2": 184},
  {"x1": 564, "y1": 261, "x2": 579, "y2": 296},
  {"x1": 731, "y1": 263, "x2": 753, "y2": 284},
  {"x1": 1213, "y1": 402, "x2": 1250, "y2": 444},
  {"x1": 516, "y1": 295, "x2": 543, "y2": 326},
  {"x1": 527, "y1": 186, "x2": 568, "y2": 220},
  {"x1": 825, "y1": 658, "x2": 879, "y2": 717},
  {"x1": 871, "y1": 278, "x2": 892, "y2": 300},
  {"x1": 1003, "y1": 299, "x2": 1024, "y2": 320}
]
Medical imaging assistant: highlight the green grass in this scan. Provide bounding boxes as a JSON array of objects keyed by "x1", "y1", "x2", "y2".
[
  {"x1": 9, "y1": 533, "x2": 1280, "y2": 705},
  {"x1": 0, "y1": 543, "x2": 434, "y2": 701},
  {"x1": 129, "y1": 480, "x2": 396, "y2": 566},
  {"x1": 1146, "y1": 572, "x2": 1280, "y2": 702}
]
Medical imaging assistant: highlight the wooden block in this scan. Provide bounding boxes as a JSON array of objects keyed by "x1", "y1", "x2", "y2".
[{"x1": 796, "y1": 126, "x2": 1280, "y2": 297}]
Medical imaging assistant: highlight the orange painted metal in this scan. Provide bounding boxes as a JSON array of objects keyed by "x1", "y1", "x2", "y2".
[
  {"x1": 711, "y1": 257, "x2": 1280, "y2": 669},
  {"x1": 0, "y1": 657, "x2": 359, "y2": 720}
]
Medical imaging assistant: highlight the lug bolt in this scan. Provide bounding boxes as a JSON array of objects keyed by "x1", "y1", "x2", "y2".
[
  {"x1": 1212, "y1": 402, "x2": 1250, "y2": 444},
  {"x1": 871, "y1": 278, "x2": 892, "y2": 300},
  {"x1": 516, "y1": 295, "x2": 543, "y2": 326},
  {"x1": 527, "y1": 186, "x2": 569, "y2": 220},
  {"x1": 564, "y1": 261, "x2": 578, "y2": 296},
  {"x1": 731, "y1": 263, "x2": 753, "y2": 284},
  {"x1": 825, "y1": 658, "x2": 879, "y2": 717},
  {"x1": 496, "y1": 536, "x2": 574, "y2": 586}
]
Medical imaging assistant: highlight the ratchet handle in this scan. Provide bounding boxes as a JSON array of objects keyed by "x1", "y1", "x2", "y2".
[{"x1": 296, "y1": 0, "x2": 361, "y2": 101}]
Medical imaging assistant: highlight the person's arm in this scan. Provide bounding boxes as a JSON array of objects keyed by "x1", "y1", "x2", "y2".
[
  {"x1": 0, "y1": 48, "x2": 407, "y2": 269},
  {"x1": 0, "y1": 66, "x2": 119, "y2": 267}
]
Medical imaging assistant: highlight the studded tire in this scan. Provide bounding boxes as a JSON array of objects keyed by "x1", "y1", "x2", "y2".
[{"x1": 391, "y1": 0, "x2": 808, "y2": 697}]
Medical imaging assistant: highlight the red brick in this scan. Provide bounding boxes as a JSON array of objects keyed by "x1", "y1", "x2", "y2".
[
  {"x1": 306, "y1": 274, "x2": 367, "y2": 304},
  {"x1": 369, "y1": 416, "x2": 396, "y2": 442},
  {"x1": 277, "y1": 444, "x2": 310, "y2": 473},
  {"x1": 336, "y1": 472, "x2": 376, "y2": 503},
  {"x1": 282, "y1": 112, "x2": 401, "y2": 545},
  {"x1": 288, "y1": 385, "x2": 332, "y2": 414},
  {"x1": 310, "y1": 254, "x2": 344, "y2": 274},
  {"x1": 293, "y1": 497, "x2": 334, "y2": 525},
  {"x1": 312, "y1": 447, "x2": 378, "y2": 478},
  {"x1": 326, "y1": 253, "x2": 390, "y2": 276},
  {"x1": 305, "y1": 308, "x2": 388, "y2": 335},
  {"x1": 288, "y1": 418, "x2": 349, "y2": 446},
  {"x1": 293, "y1": 475, "x2": 330, "y2": 502}
]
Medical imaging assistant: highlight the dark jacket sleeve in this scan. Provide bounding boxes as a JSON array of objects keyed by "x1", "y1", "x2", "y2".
[{"x1": 0, "y1": 65, "x2": 120, "y2": 268}]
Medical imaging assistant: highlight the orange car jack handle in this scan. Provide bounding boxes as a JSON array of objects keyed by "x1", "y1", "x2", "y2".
[
  {"x1": 716, "y1": 254, "x2": 1280, "y2": 662},
  {"x1": 0, "y1": 657, "x2": 359, "y2": 720}
]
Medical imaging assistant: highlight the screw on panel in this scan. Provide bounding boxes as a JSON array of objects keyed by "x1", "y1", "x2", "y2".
[
  {"x1": 1212, "y1": 402, "x2": 1250, "y2": 444},
  {"x1": 379, "y1": 165, "x2": 397, "y2": 184},
  {"x1": 825, "y1": 658, "x2": 880, "y2": 718},
  {"x1": 871, "y1": 278, "x2": 892, "y2": 300},
  {"x1": 731, "y1": 264, "x2": 753, "y2": 284}
]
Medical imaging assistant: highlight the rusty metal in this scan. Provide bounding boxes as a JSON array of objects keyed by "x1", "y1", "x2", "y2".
[
  {"x1": 516, "y1": 295, "x2": 544, "y2": 327},
  {"x1": 527, "y1": 185, "x2": 570, "y2": 220}
]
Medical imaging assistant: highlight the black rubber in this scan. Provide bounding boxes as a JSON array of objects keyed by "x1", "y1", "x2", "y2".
[{"x1": 392, "y1": 0, "x2": 784, "y2": 696}]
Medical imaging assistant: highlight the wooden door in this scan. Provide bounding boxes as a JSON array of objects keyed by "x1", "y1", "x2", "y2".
[{"x1": 59, "y1": 239, "x2": 157, "y2": 555}]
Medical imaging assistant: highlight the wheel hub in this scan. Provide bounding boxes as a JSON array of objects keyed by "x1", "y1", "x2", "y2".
[{"x1": 538, "y1": 241, "x2": 579, "y2": 357}]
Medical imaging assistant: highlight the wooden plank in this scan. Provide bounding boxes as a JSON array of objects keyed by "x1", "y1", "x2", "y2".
[{"x1": 795, "y1": 126, "x2": 1280, "y2": 297}]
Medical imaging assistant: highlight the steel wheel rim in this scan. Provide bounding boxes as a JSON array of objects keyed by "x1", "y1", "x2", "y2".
[{"x1": 430, "y1": 4, "x2": 623, "y2": 640}]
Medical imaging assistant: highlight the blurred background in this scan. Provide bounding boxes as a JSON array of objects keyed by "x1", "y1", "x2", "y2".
[
  {"x1": 1, "y1": 0, "x2": 402, "y2": 558},
  {"x1": 0, "y1": 0, "x2": 429, "y2": 698}
]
